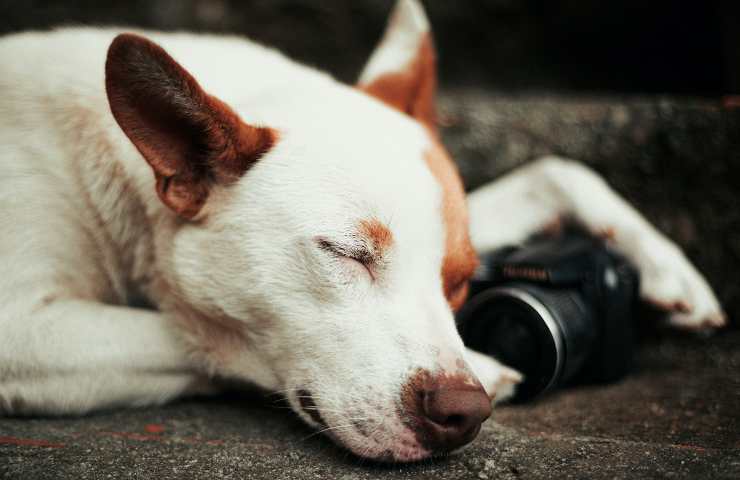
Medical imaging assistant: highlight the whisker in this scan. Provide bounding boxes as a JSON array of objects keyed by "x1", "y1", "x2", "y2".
[{"x1": 301, "y1": 424, "x2": 358, "y2": 441}]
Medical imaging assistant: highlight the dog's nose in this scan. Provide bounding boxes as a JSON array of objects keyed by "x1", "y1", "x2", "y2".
[
  {"x1": 403, "y1": 370, "x2": 492, "y2": 453},
  {"x1": 421, "y1": 386, "x2": 491, "y2": 450}
]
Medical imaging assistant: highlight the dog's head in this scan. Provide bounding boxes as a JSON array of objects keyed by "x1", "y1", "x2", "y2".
[{"x1": 105, "y1": 0, "x2": 513, "y2": 462}]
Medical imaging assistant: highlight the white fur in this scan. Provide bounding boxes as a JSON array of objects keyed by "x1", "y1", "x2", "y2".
[
  {"x1": 358, "y1": 0, "x2": 429, "y2": 86},
  {"x1": 0, "y1": 0, "x2": 724, "y2": 464},
  {"x1": 0, "y1": 2, "x2": 510, "y2": 460},
  {"x1": 468, "y1": 157, "x2": 726, "y2": 329}
]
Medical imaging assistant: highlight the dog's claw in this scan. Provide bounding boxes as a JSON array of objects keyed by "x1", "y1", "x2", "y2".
[
  {"x1": 490, "y1": 366, "x2": 523, "y2": 404},
  {"x1": 665, "y1": 309, "x2": 728, "y2": 331},
  {"x1": 464, "y1": 347, "x2": 523, "y2": 404}
]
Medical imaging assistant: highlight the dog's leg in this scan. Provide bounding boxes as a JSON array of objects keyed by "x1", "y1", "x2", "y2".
[
  {"x1": 467, "y1": 156, "x2": 726, "y2": 330},
  {"x1": 0, "y1": 300, "x2": 211, "y2": 415}
]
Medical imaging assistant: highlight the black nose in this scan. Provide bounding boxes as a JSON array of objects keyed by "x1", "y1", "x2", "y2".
[{"x1": 403, "y1": 370, "x2": 492, "y2": 453}]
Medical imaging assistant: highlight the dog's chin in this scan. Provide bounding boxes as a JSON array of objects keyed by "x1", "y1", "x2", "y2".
[
  {"x1": 289, "y1": 389, "x2": 434, "y2": 463},
  {"x1": 325, "y1": 423, "x2": 433, "y2": 463}
]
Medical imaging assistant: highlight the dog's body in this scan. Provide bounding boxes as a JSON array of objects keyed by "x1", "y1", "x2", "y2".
[{"x1": 0, "y1": 0, "x2": 725, "y2": 462}]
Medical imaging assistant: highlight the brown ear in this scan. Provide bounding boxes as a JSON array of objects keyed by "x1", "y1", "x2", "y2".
[
  {"x1": 357, "y1": 0, "x2": 437, "y2": 133},
  {"x1": 105, "y1": 33, "x2": 277, "y2": 219}
]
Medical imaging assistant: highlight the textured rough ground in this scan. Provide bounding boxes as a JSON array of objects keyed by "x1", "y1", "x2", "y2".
[
  {"x1": 1, "y1": 91, "x2": 738, "y2": 479},
  {"x1": 1, "y1": 331, "x2": 738, "y2": 479}
]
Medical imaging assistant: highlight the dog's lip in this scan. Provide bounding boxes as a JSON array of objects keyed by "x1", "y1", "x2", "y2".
[
  {"x1": 292, "y1": 390, "x2": 433, "y2": 462},
  {"x1": 296, "y1": 389, "x2": 328, "y2": 428},
  {"x1": 320, "y1": 414, "x2": 433, "y2": 462},
  {"x1": 327, "y1": 427, "x2": 432, "y2": 463}
]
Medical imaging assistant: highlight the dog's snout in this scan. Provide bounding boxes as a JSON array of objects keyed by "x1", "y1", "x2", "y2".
[{"x1": 402, "y1": 369, "x2": 491, "y2": 453}]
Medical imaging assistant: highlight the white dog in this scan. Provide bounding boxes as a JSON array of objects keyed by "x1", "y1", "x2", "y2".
[{"x1": 0, "y1": 0, "x2": 725, "y2": 462}]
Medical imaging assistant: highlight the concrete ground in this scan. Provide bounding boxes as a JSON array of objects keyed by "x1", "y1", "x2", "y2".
[{"x1": 2, "y1": 329, "x2": 738, "y2": 480}]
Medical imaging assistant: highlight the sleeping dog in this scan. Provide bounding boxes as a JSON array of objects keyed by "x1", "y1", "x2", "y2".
[{"x1": 0, "y1": 0, "x2": 724, "y2": 462}]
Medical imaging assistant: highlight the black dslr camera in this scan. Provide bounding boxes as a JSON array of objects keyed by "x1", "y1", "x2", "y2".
[{"x1": 457, "y1": 233, "x2": 639, "y2": 402}]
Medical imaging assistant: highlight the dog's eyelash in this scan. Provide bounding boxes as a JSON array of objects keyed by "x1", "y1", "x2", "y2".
[{"x1": 316, "y1": 238, "x2": 374, "y2": 266}]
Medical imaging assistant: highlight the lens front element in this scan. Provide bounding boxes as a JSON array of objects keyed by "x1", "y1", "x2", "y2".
[{"x1": 459, "y1": 285, "x2": 570, "y2": 401}]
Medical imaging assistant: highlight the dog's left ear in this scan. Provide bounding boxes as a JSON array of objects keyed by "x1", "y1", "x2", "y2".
[
  {"x1": 357, "y1": 0, "x2": 437, "y2": 134},
  {"x1": 106, "y1": 33, "x2": 277, "y2": 219}
]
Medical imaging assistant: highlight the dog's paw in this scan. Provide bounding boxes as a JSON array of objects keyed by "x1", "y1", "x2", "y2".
[
  {"x1": 635, "y1": 236, "x2": 726, "y2": 331},
  {"x1": 464, "y1": 347, "x2": 523, "y2": 404}
]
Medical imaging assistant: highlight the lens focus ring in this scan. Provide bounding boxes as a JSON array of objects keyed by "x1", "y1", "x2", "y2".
[{"x1": 458, "y1": 283, "x2": 593, "y2": 401}]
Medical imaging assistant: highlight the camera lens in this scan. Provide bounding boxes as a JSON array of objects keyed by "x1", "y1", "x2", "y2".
[
  {"x1": 485, "y1": 311, "x2": 539, "y2": 375},
  {"x1": 458, "y1": 283, "x2": 594, "y2": 401}
]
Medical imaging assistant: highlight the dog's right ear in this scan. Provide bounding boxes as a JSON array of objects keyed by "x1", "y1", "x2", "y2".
[
  {"x1": 105, "y1": 33, "x2": 277, "y2": 219},
  {"x1": 357, "y1": 0, "x2": 437, "y2": 133}
]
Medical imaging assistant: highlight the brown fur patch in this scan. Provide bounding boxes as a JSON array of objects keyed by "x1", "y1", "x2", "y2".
[
  {"x1": 425, "y1": 142, "x2": 478, "y2": 311},
  {"x1": 359, "y1": 218, "x2": 394, "y2": 252},
  {"x1": 360, "y1": 33, "x2": 437, "y2": 132},
  {"x1": 358, "y1": 28, "x2": 475, "y2": 308},
  {"x1": 106, "y1": 33, "x2": 277, "y2": 219},
  {"x1": 646, "y1": 298, "x2": 693, "y2": 314}
]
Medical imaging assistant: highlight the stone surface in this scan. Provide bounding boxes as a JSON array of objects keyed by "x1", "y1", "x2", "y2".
[
  {"x1": 1, "y1": 331, "x2": 739, "y2": 479},
  {"x1": 438, "y1": 90, "x2": 740, "y2": 328}
]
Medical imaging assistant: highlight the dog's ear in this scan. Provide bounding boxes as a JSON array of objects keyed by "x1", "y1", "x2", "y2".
[
  {"x1": 358, "y1": 0, "x2": 437, "y2": 133},
  {"x1": 105, "y1": 33, "x2": 277, "y2": 219}
]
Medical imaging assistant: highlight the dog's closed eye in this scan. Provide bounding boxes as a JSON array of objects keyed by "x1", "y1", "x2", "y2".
[{"x1": 316, "y1": 237, "x2": 376, "y2": 281}]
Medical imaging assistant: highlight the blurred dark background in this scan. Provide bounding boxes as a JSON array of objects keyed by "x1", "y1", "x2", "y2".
[
  {"x1": 1, "y1": 0, "x2": 739, "y2": 95},
  {"x1": 1, "y1": 0, "x2": 738, "y2": 326}
]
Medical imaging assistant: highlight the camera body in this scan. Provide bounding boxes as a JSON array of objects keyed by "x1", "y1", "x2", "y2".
[{"x1": 457, "y1": 234, "x2": 639, "y2": 401}]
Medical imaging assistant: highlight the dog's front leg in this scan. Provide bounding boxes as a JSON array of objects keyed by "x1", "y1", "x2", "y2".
[
  {"x1": 467, "y1": 156, "x2": 726, "y2": 330},
  {"x1": 0, "y1": 300, "x2": 212, "y2": 415}
]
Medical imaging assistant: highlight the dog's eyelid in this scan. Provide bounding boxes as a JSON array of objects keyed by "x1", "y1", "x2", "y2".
[
  {"x1": 315, "y1": 237, "x2": 375, "y2": 266},
  {"x1": 316, "y1": 237, "x2": 340, "y2": 254},
  {"x1": 315, "y1": 236, "x2": 377, "y2": 282}
]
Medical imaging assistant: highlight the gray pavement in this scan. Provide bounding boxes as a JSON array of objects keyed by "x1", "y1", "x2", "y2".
[{"x1": 2, "y1": 331, "x2": 738, "y2": 480}]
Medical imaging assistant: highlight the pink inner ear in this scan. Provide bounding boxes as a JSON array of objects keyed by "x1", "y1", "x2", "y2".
[
  {"x1": 105, "y1": 33, "x2": 277, "y2": 219},
  {"x1": 360, "y1": 33, "x2": 438, "y2": 133}
]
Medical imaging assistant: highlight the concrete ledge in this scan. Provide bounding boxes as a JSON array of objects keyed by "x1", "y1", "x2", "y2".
[{"x1": 439, "y1": 91, "x2": 740, "y2": 325}]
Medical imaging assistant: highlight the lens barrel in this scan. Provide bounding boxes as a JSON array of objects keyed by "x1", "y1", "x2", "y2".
[{"x1": 458, "y1": 283, "x2": 595, "y2": 401}]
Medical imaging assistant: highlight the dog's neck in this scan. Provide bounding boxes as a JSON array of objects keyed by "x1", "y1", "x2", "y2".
[
  {"x1": 69, "y1": 109, "x2": 173, "y2": 309},
  {"x1": 74, "y1": 127, "x2": 271, "y2": 378}
]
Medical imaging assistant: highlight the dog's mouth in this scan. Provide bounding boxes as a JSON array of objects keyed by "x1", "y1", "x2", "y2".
[
  {"x1": 291, "y1": 388, "x2": 433, "y2": 462},
  {"x1": 288, "y1": 366, "x2": 491, "y2": 462},
  {"x1": 296, "y1": 389, "x2": 328, "y2": 429}
]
